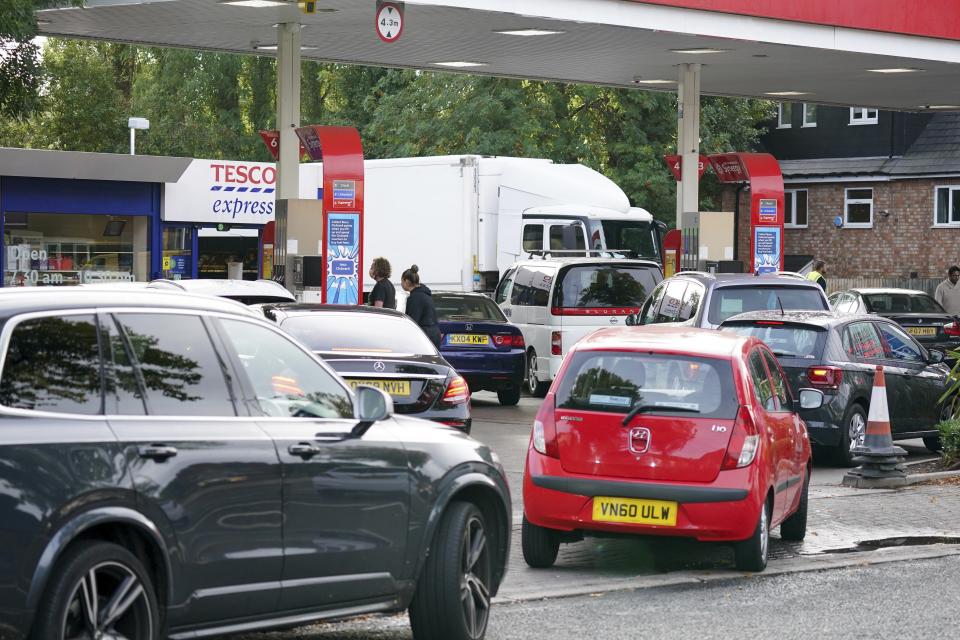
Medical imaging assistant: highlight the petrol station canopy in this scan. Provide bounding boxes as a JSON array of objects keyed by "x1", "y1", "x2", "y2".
[{"x1": 35, "y1": 0, "x2": 960, "y2": 111}]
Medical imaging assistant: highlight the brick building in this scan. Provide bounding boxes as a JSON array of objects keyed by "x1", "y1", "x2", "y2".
[{"x1": 725, "y1": 106, "x2": 960, "y2": 279}]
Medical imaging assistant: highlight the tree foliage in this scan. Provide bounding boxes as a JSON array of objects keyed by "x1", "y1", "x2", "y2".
[{"x1": 0, "y1": 38, "x2": 774, "y2": 223}]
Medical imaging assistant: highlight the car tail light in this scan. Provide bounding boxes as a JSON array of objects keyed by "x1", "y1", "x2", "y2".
[
  {"x1": 721, "y1": 406, "x2": 760, "y2": 470},
  {"x1": 532, "y1": 392, "x2": 560, "y2": 458},
  {"x1": 440, "y1": 375, "x2": 470, "y2": 405},
  {"x1": 807, "y1": 366, "x2": 843, "y2": 391},
  {"x1": 551, "y1": 331, "x2": 562, "y2": 356},
  {"x1": 493, "y1": 334, "x2": 525, "y2": 348},
  {"x1": 945, "y1": 322, "x2": 960, "y2": 337}
]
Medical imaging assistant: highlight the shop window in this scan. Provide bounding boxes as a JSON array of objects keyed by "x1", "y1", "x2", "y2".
[
  {"x1": 777, "y1": 103, "x2": 792, "y2": 129},
  {"x1": 802, "y1": 104, "x2": 817, "y2": 128},
  {"x1": 849, "y1": 107, "x2": 879, "y2": 125},
  {"x1": 784, "y1": 190, "x2": 808, "y2": 228},
  {"x1": 934, "y1": 186, "x2": 960, "y2": 226},
  {"x1": 162, "y1": 227, "x2": 193, "y2": 280},
  {"x1": 4, "y1": 213, "x2": 150, "y2": 287},
  {"x1": 844, "y1": 188, "x2": 873, "y2": 228},
  {"x1": 197, "y1": 227, "x2": 259, "y2": 280}
]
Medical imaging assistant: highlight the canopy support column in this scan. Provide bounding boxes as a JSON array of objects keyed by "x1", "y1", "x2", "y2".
[
  {"x1": 676, "y1": 62, "x2": 701, "y2": 268},
  {"x1": 276, "y1": 22, "x2": 301, "y2": 200}
]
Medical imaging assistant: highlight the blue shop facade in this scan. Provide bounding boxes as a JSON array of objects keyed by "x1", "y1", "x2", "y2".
[{"x1": 0, "y1": 148, "x2": 294, "y2": 287}]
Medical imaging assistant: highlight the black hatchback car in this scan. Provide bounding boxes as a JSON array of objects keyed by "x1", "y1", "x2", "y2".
[
  {"x1": 0, "y1": 289, "x2": 509, "y2": 640},
  {"x1": 259, "y1": 304, "x2": 473, "y2": 432},
  {"x1": 720, "y1": 310, "x2": 951, "y2": 464},
  {"x1": 829, "y1": 287, "x2": 960, "y2": 354}
]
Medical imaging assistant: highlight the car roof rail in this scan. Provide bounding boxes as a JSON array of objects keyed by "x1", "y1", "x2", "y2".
[
  {"x1": 525, "y1": 249, "x2": 636, "y2": 260},
  {"x1": 675, "y1": 270, "x2": 716, "y2": 279}
]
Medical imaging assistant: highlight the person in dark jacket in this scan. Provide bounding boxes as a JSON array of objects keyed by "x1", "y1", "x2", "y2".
[
  {"x1": 401, "y1": 264, "x2": 441, "y2": 347},
  {"x1": 368, "y1": 257, "x2": 396, "y2": 309}
]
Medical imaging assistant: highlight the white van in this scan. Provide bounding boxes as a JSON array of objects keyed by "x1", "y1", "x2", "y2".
[{"x1": 494, "y1": 257, "x2": 663, "y2": 396}]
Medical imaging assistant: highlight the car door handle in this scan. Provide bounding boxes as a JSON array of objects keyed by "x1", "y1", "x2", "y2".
[
  {"x1": 288, "y1": 443, "x2": 321, "y2": 459},
  {"x1": 137, "y1": 445, "x2": 178, "y2": 461}
]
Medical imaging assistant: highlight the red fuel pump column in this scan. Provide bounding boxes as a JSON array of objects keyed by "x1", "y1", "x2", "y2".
[
  {"x1": 707, "y1": 152, "x2": 785, "y2": 274},
  {"x1": 296, "y1": 125, "x2": 365, "y2": 303}
]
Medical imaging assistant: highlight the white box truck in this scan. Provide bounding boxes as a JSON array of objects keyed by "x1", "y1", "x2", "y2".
[{"x1": 299, "y1": 155, "x2": 663, "y2": 294}]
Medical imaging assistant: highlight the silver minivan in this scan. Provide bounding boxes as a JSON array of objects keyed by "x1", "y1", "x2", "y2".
[{"x1": 494, "y1": 257, "x2": 662, "y2": 396}]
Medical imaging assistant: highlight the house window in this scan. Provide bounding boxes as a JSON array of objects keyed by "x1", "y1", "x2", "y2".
[
  {"x1": 845, "y1": 188, "x2": 873, "y2": 227},
  {"x1": 784, "y1": 190, "x2": 808, "y2": 228},
  {"x1": 849, "y1": 107, "x2": 879, "y2": 125},
  {"x1": 777, "y1": 103, "x2": 792, "y2": 128},
  {"x1": 934, "y1": 186, "x2": 960, "y2": 226},
  {"x1": 802, "y1": 104, "x2": 817, "y2": 127}
]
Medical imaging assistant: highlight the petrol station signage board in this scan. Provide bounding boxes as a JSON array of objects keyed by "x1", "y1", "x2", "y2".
[{"x1": 163, "y1": 159, "x2": 276, "y2": 225}]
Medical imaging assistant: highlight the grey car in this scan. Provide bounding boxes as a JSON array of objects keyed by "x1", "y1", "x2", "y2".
[{"x1": 0, "y1": 288, "x2": 510, "y2": 640}]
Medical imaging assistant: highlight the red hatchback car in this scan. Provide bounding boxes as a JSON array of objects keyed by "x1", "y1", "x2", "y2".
[{"x1": 522, "y1": 326, "x2": 823, "y2": 572}]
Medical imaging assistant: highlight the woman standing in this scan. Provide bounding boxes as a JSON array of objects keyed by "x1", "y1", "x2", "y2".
[
  {"x1": 401, "y1": 264, "x2": 441, "y2": 347},
  {"x1": 368, "y1": 257, "x2": 396, "y2": 309}
]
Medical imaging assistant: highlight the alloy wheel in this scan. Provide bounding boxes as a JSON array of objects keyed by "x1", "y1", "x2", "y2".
[
  {"x1": 527, "y1": 353, "x2": 539, "y2": 395},
  {"x1": 459, "y1": 514, "x2": 491, "y2": 640},
  {"x1": 848, "y1": 411, "x2": 866, "y2": 452},
  {"x1": 61, "y1": 561, "x2": 153, "y2": 640},
  {"x1": 759, "y1": 502, "x2": 769, "y2": 564}
]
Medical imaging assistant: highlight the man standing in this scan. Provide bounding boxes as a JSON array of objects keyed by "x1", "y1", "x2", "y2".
[
  {"x1": 935, "y1": 265, "x2": 960, "y2": 315},
  {"x1": 807, "y1": 260, "x2": 827, "y2": 292}
]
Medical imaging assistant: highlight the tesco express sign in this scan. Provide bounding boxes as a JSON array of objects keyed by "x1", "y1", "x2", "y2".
[{"x1": 163, "y1": 159, "x2": 277, "y2": 225}]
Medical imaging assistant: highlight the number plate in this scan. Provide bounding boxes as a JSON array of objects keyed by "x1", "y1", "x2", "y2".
[
  {"x1": 906, "y1": 327, "x2": 937, "y2": 337},
  {"x1": 448, "y1": 334, "x2": 489, "y2": 345},
  {"x1": 348, "y1": 379, "x2": 411, "y2": 397},
  {"x1": 592, "y1": 496, "x2": 677, "y2": 526}
]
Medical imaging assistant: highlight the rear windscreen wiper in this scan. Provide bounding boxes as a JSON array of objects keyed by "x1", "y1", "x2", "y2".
[
  {"x1": 622, "y1": 402, "x2": 701, "y2": 426},
  {"x1": 772, "y1": 351, "x2": 797, "y2": 358}
]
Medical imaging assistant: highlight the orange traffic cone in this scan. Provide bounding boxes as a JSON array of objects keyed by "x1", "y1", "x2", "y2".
[{"x1": 842, "y1": 365, "x2": 908, "y2": 488}]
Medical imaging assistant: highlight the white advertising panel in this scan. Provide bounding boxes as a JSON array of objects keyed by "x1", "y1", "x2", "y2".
[{"x1": 163, "y1": 159, "x2": 277, "y2": 225}]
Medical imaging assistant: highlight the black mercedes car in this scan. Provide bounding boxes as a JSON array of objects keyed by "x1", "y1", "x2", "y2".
[
  {"x1": 720, "y1": 310, "x2": 951, "y2": 465},
  {"x1": 260, "y1": 304, "x2": 473, "y2": 432},
  {"x1": 829, "y1": 287, "x2": 960, "y2": 355},
  {"x1": 0, "y1": 288, "x2": 509, "y2": 640}
]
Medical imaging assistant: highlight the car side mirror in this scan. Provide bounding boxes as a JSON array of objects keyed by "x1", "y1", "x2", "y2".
[
  {"x1": 351, "y1": 386, "x2": 394, "y2": 437},
  {"x1": 796, "y1": 388, "x2": 824, "y2": 411},
  {"x1": 625, "y1": 313, "x2": 638, "y2": 326},
  {"x1": 928, "y1": 349, "x2": 946, "y2": 364}
]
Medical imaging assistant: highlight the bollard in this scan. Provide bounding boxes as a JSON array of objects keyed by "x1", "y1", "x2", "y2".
[{"x1": 842, "y1": 365, "x2": 908, "y2": 489}]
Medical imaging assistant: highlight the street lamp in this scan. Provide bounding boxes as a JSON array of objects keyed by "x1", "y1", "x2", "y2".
[{"x1": 128, "y1": 117, "x2": 150, "y2": 155}]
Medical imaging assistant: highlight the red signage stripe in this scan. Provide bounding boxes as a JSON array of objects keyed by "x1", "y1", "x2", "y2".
[{"x1": 627, "y1": 1, "x2": 960, "y2": 41}]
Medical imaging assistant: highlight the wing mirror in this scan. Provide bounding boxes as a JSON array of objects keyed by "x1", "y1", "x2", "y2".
[
  {"x1": 625, "y1": 313, "x2": 639, "y2": 326},
  {"x1": 928, "y1": 349, "x2": 946, "y2": 365},
  {"x1": 351, "y1": 386, "x2": 394, "y2": 437},
  {"x1": 796, "y1": 388, "x2": 824, "y2": 411}
]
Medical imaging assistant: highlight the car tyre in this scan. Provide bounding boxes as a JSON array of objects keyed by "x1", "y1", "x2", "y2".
[
  {"x1": 923, "y1": 435, "x2": 943, "y2": 452},
  {"x1": 409, "y1": 501, "x2": 492, "y2": 640},
  {"x1": 521, "y1": 516, "x2": 560, "y2": 568},
  {"x1": 32, "y1": 541, "x2": 160, "y2": 640},
  {"x1": 497, "y1": 386, "x2": 522, "y2": 406},
  {"x1": 779, "y1": 470, "x2": 809, "y2": 541},
  {"x1": 734, "y1": 500, "x2": 769, "y2": 572},
  {"x1": 526, "y1": 349, "x2": 549, "y2": 398},
  {"x1": 834, "y1": 404, "x2": 867, "y2": 467}
]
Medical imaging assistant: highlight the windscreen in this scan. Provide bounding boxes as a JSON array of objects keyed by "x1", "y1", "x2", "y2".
[
  {"x1": 600, "y1": 221, "x2": 660, "y2": 260},
  {"x1": 280, "y1": 313, "x2": 437, "y2": 354},
  {"x1": 434, "y1": 294, "x2": 507, "y2": 322},
  {"x1": 555, "y1": 265, "x2": 660, "y2": 308},
  {"x1": 707, "y1": 287, "x2": 827, "y2": 325},
  {"x1": 721, "y1": 323, "x2": 826, "y2": 359},
  {"x1": 554, "y1": 351, "x2": 738, "y2": 418},
  {"x1": 863, "y1": 293, "x2": 944, "y2": 314}
]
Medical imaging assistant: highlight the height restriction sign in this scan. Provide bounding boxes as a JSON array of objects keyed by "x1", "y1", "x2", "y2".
[{"x1": 376, "y1": 1, "x2": 404, "y2": 43}]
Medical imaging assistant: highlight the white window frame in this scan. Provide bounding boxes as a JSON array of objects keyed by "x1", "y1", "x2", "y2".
[
  {"x1": 844, "y1": 187, "x2": 874, "y2": 228},
  {"x1": 933, "y1": 185, "x2": 960, "y2": 227},
  {"x1": 777, "y1": 103, "x2": 792, "y2": 129},
  {"x1": 802, "y1": 104, "x2": 817, "y2": 128},
  {"x1": 849, "y1": 107, "x2": 879, "y2": 125},
  {"x1": 784, "y1": 189, "x2": 809, "y2": 228}
]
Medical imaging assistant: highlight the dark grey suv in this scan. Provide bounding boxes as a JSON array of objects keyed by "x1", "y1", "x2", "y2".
[{"x1": 0, "y1": 289, "x2": 510, "y2": 640}]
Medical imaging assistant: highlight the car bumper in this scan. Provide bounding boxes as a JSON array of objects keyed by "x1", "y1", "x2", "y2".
[
  {"x1": 523, "y1": 449, "x2": 764, "y2": 543},
  {"x1": 441, "y1": 350, "x2": 525, "y2": 391}
]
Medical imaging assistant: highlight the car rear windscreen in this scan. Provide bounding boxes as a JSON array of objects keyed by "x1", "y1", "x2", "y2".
[
  {"x1": 281, "y1": 314, "x2": 437, "y2": 354},
  {"x1": 554, "y1": 265, "x2": 660, "y2": 308},
  {"x1": 707, "y1": 287, "x2": 827, "y2": 325},
  {"x1": 863, "y1": 293, "x2": 944, "y2": 314},
  {"x1": 721, "y1": 323, "x2": 827, "y2": 359},
  {"x1": 554, "y1": 351, "x2": 738, "y2": 418},
  {"x1": 434, "y1": 294, "x2": 507, "y2": 322}
]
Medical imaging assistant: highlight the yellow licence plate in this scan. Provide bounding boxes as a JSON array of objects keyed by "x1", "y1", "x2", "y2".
[
  {"x1": 592, "y1": 496, "x2": 677, "y2": 526},
  {"x1": 348, "y1": 379, "x2": 411, "y2": 397},
  {"x1": 448, "y1": 334, "x2": 489, "y2": 345},
  {"x1": 906, "y1": 327, "x2": 937, "y2": 337}
]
